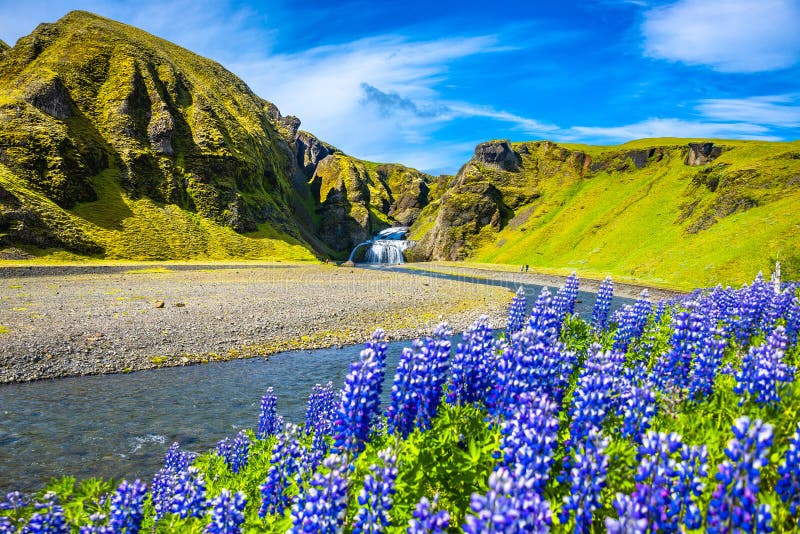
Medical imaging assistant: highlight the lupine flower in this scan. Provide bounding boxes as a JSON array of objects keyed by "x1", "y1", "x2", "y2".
[
  {"x1": 605, "y1": 494, "x2": 649, "y2": 534},
  {"x1": 506, "y1": 287, "x2": 527, "y2": 337},
  {"x1": 152, "y1": 442, "x2": 196, "y2": 520},
  {"x1": 558, "y1": 272, "x2": 580, "y2": 318},
  {"x1": 0, "y1": 493, "x2": 28, "y2": 511},
  {"x1": 109, "y1": 479, "x2": 147, "y2": 533},
  {"x1": 204, "y1": 490, "x2": 246, "y2": 534},
  {"x1": 560, "y1": 429, "x2": 609, "y2": 533},
  {"x1": 776, "y1": 422, "x2": 800, "y2": 515},
  {"x1": 687, "y1": 326, "x2": 728, "y2": 400},
  {"x1": 463, "y1": 467, "x2": 551, "y2": 534},
  {"x1": 258, "y1": 388, "x2": 282, "y2": 440},
  {"x1": 260, "y1": 425, "x2": 306, "y2": 518},
  {"x1": 487, "y1": 326, "x2": 577, "y2": 419},
  {"x1": 447, "y1": 316, "x2": 495, "y2": 406},
  {"x1": 288, "y1": 454, "x2": 349, "y2": 534},
  {"x1": 670, "y1": 443, "x2": 709, "y2": 529},
  {"x1": 0, "y1": 517, "x2": 15, "y2": 534},
  {"x1": 304, "y1": 382, "x2": 336, "y2": 436},
  {"x1": 592, "y1": 276, "x2": 614, "y2": 331},
  {"x1": 218, "y1": 431, "x2": 250, "y2": 473},
  {"x1": 169, "y1": 468, "x2": 207, "y2": 519},
  {"x1": 21, "y1": 497, "x2": 68, "y2": 534},
  {"x1": 707, "y1": 417, "x2": 774, "y2": 534},
  {"x1": 612, "y1": 290, "x2": 652, "y2": 352},
  {"x1": 528, "y1": 287, "x2": 560, "y2": 343},
  {"x1": 619, "y1": 386, "x2": 657, "y2": 444},
  {"x1": 333, "y1": 347, "x2": 385, "y2": 454},
  {"x1": 353, "y1": 450, "x2": 398, "y2": 534},
  {"x1": 498, "y1": 393, "x2": 559, "y2": 494},
  {"x1": 652, "y1": 304, "x2": 710, "y2": 392},
  {"x1": 735, "y1": 326, "x2": 794, "y2": 407},
  {"x1": 407, "y1": 495, "x2": 450, "y2": 534},
  {"x1": 386, "y1": 326, "x2": 451, "y2": 437}
]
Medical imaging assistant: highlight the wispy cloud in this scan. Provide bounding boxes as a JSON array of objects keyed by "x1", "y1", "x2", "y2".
[
  {"x1": 698, "y1": 94, "x2": 800, "y2": 128},
  {"x1": 568, "y1": 118, "x2": 776, "y2": 143},
  {"x1": 642, "y1": 0, "x2": 800, "y2": 72}
]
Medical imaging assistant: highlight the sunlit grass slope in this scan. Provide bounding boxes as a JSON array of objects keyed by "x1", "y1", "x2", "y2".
[
  {"x1": 0, "y1": 163, "x2": 315, "y2": 261},
  {"x1": 463, "y1": 139, "x2": 800, "y2": 289}
]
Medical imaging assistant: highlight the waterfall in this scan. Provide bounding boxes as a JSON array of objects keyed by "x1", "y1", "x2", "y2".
[
  {"x1": 365, "y1": 240, "x2": 410, "y2": 264},
  {"x1": 348, "y1": 226, "x2": 412, "y2": 264}
]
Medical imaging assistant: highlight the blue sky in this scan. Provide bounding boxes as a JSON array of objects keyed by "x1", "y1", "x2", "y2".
[{"x1": 1, "y1": 0, "x2": 799, "y2": 174}]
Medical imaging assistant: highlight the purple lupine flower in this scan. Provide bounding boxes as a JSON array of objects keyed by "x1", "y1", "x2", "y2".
[
  {"x1": 652, "y1": 303, "x2": 711, "y2": 392},
  {"x1": 304, "y1": 382, "x2": 336, "y2": 436},
  {"x1": 487, "y1": 326, "x2": 577, "y2": 419},
  {"x1": 707, "y1": 417, "x2": 774, "y2": 534},
  {"x1": 260, "y1": 425, "x2": 306, "y2": 518},
  {"x1": 108, "y1": 479, "x2": 147, "y2": 533},
  {"x1": 776, "y1": 422, "x2": 800, "y2": 515},
  {"x1": 613, "y1": 290, "x2": 652, "y2": 352},
  {"x1": 560, "y1": 429, "x2": 609, "y2": 533},
  {"x1": 258, "y1": 388, "x2": 281, "y2": 440},
  {"x1": 607, "y1": 432, "x2": 706, "y2": 533},
  {"x1": 415, "y1": 324, "x2": 452, "y2": 429},
  {"x1": 605, "y1": 494, "x2": 649, "y2": 534},
  {"x1": 386, "y1": 347, "x2": 417, "y2": 439},
  {"x1": 21, "y1": 496, "x2": 68, "y2": 534},
  {"x1": 670, "y1": 443, "x2": 709, "y2": 529},
  {"x1": 78, "y1": 512, "x2": 114, "y2": 534},
  {"x1": 463, "y1": 467, "x2": 552, "y2": 534},
  {"x1": 506, "y1": 287, "x2": 527, "y2": 337},
  {"x1": 353, "y1": 450, "x2": 398, "y2": 534},
  {"x1": 734, "y1": 326, "x2": 794, "y2": 407},
  {"x1": 169, "y1": 468, "x2": 207, "y2": 519},
  {"x1": 204, "y1": 490, "x2": 246, "y2": 534},
  {"x1": 687, "y1": 326, "x2": 728, "y2": 400},
  {"x1": 0, "y1": 493, "x2": 28, "y2": 512},
  {"x1": 558, "y1": 272, "x2": 580, "y2": 317},
  {"x1": 152, "y1": 442, "x2": 197, "y2": 520},
  {"x1": 528, "y1": 287, "x2": 561, "y2": 343},
  {"x1": 217, "y1": 431, "x2": 250, "y2": 473},
  {"x1": 591, "y1": 276, "x2": 614, "y2": 331},
  {"x1": 447, "y1": 316, "x2": 496, "y2": 406},
  {"x1": 619, "y1": 385, "x2": 657, "y2": 444},
  {"x1": 407, "y1": 495, "x2": 450, "y2": 534},
  {"x1": 1, "y1": 516, "x2": 16, "y2": 534},
  {"x1": 565, "y1": 347, "x2": 625, "y2": 450},
  {"x1": 288, "y1": 454, "x2": 349, "y2": 534},
  {"x1": 333, "y1": 347, "x2": 385, "y2": 454},
  {"x1": 498, "y1": 393, "x2": 559, "y2": 494}
]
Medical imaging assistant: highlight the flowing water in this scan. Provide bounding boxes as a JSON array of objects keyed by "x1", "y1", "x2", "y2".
[
  {"x1": 349, "y1": 227, "x2": 411, "y2": 264},
  {"x1": 0, "y1": 269, "x2": 633, "y2": 493}
]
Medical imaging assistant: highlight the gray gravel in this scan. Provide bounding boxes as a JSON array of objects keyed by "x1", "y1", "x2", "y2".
[{"x1": 0, "y1": 264, "x2": 512, "y2": 383}]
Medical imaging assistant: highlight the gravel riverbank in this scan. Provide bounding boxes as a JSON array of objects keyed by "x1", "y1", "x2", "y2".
[{"x1": 0, "y1": 264, "x2": 512, "y2": 383}]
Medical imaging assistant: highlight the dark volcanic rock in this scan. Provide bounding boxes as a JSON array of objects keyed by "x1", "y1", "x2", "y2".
[
  {"x1": 685, "y1": 142, "x2": 722, "y2": 166},
  {"x1": 473, "y1": 140, "x2": 521, "y2": 171},
  {"x1": 147, "y1": 107, "x2": 175, "y2": 155},
  {"x1": 23, "y1": 76, "x2": 72, "y2": 120},
  {"x1": 280, "y1": 115, "x2": 301, "y2": 139},
  {"x1": 296, "y1": 131, "x2": 333, "y2": 177}
]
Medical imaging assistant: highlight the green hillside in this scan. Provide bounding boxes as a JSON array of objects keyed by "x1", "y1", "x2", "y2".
[
  {"x1": 411, "y1": 139, "x2": 800, "y2": 289},
  {"x1": 0, "y1": 11, "x2": 429, "y2": 261}
]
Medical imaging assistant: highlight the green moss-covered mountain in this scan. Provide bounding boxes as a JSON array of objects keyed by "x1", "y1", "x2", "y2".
[
  {"x1": 0, "y1": 11, "x2": 429, "y2": 260},
  {"x1": 409, "y1": 139, "x2": 800, "y2": 288}
]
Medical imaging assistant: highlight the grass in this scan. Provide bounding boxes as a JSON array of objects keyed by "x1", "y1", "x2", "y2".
[
  {"x1": 123, "y1": 267, "x2": 171, "y2": 274},
  {"x1": 416, "y1": 139, "x2": 800, "y2": 290},
  {"x1": 0, "y1": 325, "x2": 8, "y2": 334}
]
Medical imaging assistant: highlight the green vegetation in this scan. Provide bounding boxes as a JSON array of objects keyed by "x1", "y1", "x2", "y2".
[
  {"x1": 0, "y1": 325, "x2": 8, "y2": 334},
  {"x1": 412, "y1": 139, "x2": 800, "y2": 290}
]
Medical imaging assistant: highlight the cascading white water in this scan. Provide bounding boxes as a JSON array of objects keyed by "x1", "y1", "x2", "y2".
[
  {"x1": 348, "y1": 226, "x2": 412, "y2": 264},
  {"x1": 364, "y1": 240, "x2": 410, "y2": 264}
]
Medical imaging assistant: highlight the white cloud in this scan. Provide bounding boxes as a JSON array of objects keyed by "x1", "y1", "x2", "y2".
[
  {"x1": 569, "y1": 117, "x2": 776, "y2": 142},
  {"x1": 642, "y1": 0, "x2": 800, "y2": 72},
  {"x1": 228, "y1": 33, "x2": 552, "y2": 170},
  {"x1": 698, "y1": 94, "x2": 800, "y2": 127}
]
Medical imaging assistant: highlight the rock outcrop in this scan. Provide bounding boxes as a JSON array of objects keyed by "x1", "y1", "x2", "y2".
[
  {"x1": 0, "y1": 39, "x2": 9, "y2": 54},
  {"x1": 22, "y1": 75, "x2": 73, "y2": 120},
  {"x1": 473, "y1": 140, "x2": 521, "y2": 171},
  {"x1": 685, "y1": 142, "x2": 722, "y2": 166}
]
